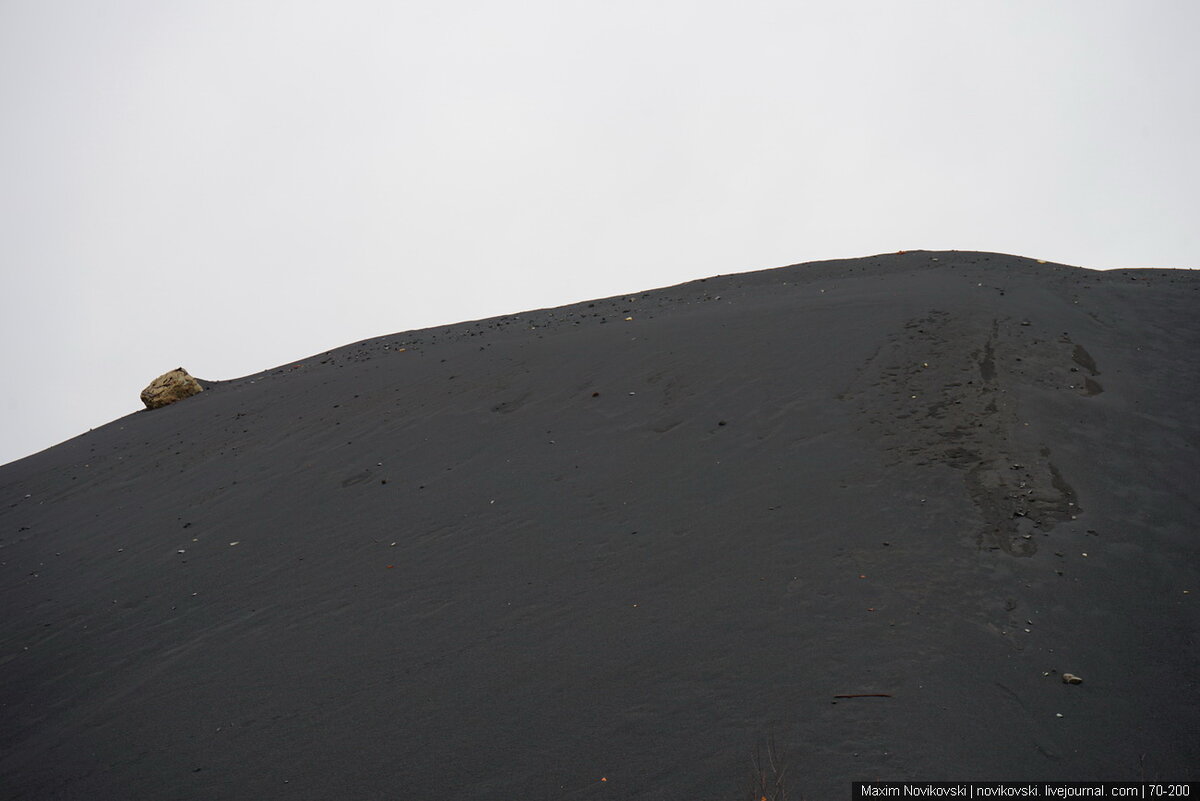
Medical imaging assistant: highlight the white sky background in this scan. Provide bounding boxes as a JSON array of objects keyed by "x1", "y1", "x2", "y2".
[{"x1": 1, "y1": 1, "x2": 1197, "y2": 466}]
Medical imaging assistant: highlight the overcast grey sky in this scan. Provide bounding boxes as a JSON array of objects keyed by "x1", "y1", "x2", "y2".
[{"x1": 1, "y1": 1, "x2": 1197, "y2": 467}]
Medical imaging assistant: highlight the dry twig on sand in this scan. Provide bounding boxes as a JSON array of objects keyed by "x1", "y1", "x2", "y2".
[{"x1": 747, "y1": 734, "x2": 794, "y2": 801}]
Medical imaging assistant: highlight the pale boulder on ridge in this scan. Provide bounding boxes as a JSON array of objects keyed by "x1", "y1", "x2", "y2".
[{"x1": 140, "y1": 367, "x2": 203, "y2": 409}]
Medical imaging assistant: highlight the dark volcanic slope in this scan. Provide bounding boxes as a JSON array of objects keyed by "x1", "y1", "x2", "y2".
[{"x1": 2, "y1": 251, "x2": 1198, "y2": 800}]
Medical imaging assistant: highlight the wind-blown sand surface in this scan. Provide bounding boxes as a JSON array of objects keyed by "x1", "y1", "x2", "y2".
[{"x1": 2, "y1": 251, "x2": 1197, "y2": 799}]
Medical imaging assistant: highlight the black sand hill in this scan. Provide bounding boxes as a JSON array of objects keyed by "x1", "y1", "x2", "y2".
[{"x1": 2, "y1": 251, "x2": 1198, "y2": 800}]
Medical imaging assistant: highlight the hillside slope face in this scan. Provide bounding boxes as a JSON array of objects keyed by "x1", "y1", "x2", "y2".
[{"x1": 2, "y1": 251, "x2": 1198, "y2": 799}]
